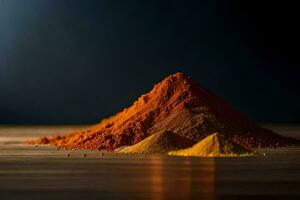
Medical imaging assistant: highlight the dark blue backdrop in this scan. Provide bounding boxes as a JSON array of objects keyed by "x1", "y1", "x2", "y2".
[{"x1": 0, "y1": 0, "x2": 299, "y2": 124}]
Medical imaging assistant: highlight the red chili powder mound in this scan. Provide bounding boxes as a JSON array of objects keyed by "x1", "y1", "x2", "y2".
[{"x1": 27, "y1": 72, "x2": 300, "y2": 150}]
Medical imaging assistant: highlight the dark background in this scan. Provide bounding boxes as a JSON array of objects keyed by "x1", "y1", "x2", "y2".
[{"x1": 0, "y1": 0, "x2": 299, "y2": 124}]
